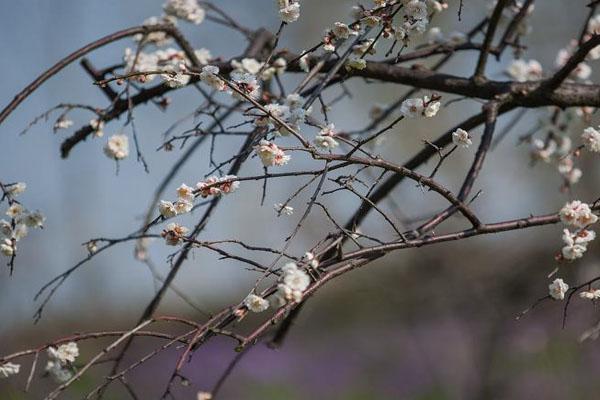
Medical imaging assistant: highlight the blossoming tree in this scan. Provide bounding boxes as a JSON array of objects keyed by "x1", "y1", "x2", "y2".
[{"x1": 2, "y1": 0, "x2": 600, "y2": 398}]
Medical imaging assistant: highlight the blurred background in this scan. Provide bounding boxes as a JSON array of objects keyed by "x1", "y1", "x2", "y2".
[{"x1": 1, "y1": 0, "x2": 600, "y2": 398}]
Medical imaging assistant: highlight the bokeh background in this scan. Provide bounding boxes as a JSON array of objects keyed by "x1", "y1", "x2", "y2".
[{"x1": 1, "y1": 0, "x2": 600, "y2": 399}]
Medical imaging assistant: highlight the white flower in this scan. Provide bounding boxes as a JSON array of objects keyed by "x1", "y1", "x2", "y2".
[
  {"x1": 23, "y1": 210, "x2": 45, "y2": 228},
  {"x1": 159, "y1": 200, "x2": 178, "y2": 218},
  {"x1": 333, "y1": 22, "x2": 356, "y2": 39},
  {"x1": 197, "y1": 392, "x2": 213, "y2": 400},
  {"x1": 5, "y1": 182, "x2": 26, "y2": 196},
  {"x1": 275, "y1": 283, "x2": 303, "y2": 303},
  {"x1": 562, "y1": 242, "x2": 587, "y2": 260},
  {"x1": 405, "y1": 0, "x2": 429, "y2": 20},
  {"x1": 90, "y1": 119, "x2": 104, "y2": 137},
  {"x1": 573, "y1": 62, "x2": 592, "y2": 80},
  {"x1": 162, "y1": 71, "x2": 190, "y2": 88},
  {"x1": 13, "y1": 223, "x2": 27, "y2": 241},
  {"x1": 314, "y1": 123, "x2": 339, "y2": 149},
  {"x1": 217, "y1": 175, "x2": 240, "y2": 195},
  {"x1": 6, "y1": 204, "x2": 23, "y2": 218},
  {"x1": 0, "y1": 362, "x2": 20, "y2": 378},
  {"x1": 277, "y1": 0, "x2": 300, "y2": 23},
  {"x1": 283, "y1": 265, "x2": 310, "y2": 292},
  {"x1": 452, "y1": 128, "x2": 472, "y2": 148},
  {"x1": 345, "y1": 56, "x2": 367, "y2": 71},
  {"x1": 549, "y1": 278, "x2": 569, "y2": 300},
  {"x1": 163, "y1": 0, "x2": 205, "y2": 24},
  {"x1": 560, "y1": 200, "x2": 598, "y2": 228},
  {"x1": 582, "y1": 126, "x2": 600, "y2": 153},
  {"x1": 255, "y1": 103, "x2": 289, "y2": 128},
  {"x1": 588, "y1": 14, "x2": 600, "y2": 34},
  {"x1": 53, "y1": 117, "x2": 73, "y2": 131},
  {"x1": 176, "y1": 183, "x2": 195, "y2": 202},
  {"x1": 427, "y1": 27, "x2": 444, "y2": 44},
  {"x1": 174, "y1": 199, "x2": 193, "y2": 214},
  {"x1": 45, "y1": 360, "x2": 73, "y2": 383},
  {"x1": 47, "y1": 342, "x2": 79, "y2": 364},
  {"x1": 231, "y1": 72, "x2": 260, "y2": 100},
  {"x1": 353, "y1": 39, "x2": 376, "y2": 56},
  {"x1": 194, "y1": 48, "x2": 212, "y2": 65},
  {"x1": 303, "y1": 252, "x2": 319, "y2": 268},
  {"x1": 400, "y1": 98, "x2": 424, "y2": 118},
  {"x1": 104, "y1": 134, "x2": 129, "y2": 160},
  {"x1": 423, "y1": 96, "x2": 440, "y2": 118},
  {"x1": 231, "y1": 58, "x2": 263, "y2": 75},
  {"x1": 0, "y1": 238, "x2": 14, "y2": 257},
  {"x1": 580, "y1": 289, "x2": 600, "y2": 300},
  {"x1": 0, "y1": 220, "x2": 11, "y2": 237},
  {"x1": 199, "y1": 65, "x2": 227, "y2": 91},
  {"x1": 299, "y1": 53, "x2": 310, "y2": 72},
  {"x1": 255, "y1": 140, "x2": 290, "y2": 167},
  {"x1": 161, "y1": 223, "x2": 189, "y2": 245},
  {"x1": 244, "y1": 294, "x2": 269, "y2": 312},
  {"x1": 506, "y1": 59, "x2": 542, "y2": 82},
  {"x1": 274, "y1": 203, "x2": 294, "y2": 216},
  {"x1": 530, "y1": 138, "x2": 556, "y2": 163}
]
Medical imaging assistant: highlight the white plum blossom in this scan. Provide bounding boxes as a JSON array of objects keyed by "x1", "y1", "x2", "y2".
[
  {"x1": 231, "y1": 58, "x2": 263, "y2": 75},
  {"x1": 271, "y1": 262, "x2": 311, "y2": 306},
  {"x1": 5, "y1": 182, "x2": 26, "y2": 196},
  {"x1": 0, "y1": 362, "x2": 20, "y2": 378},
  {"x1": 400, "y1": 98, "x2": 424, "y2": 118},
  {"x1": 255, "y1": 103, "x2": 289, "y2": 128},
  {"x1": 303, "y1": 252, "x2": 319, "y2": 269},
  {"x1": 199, "y1": 65, "x2": 227, "y2": 91},
  {"x1": 580, "y1": 289, "x2": 600, "y2": 300},
  {"x1": 176, "y1": 183, "x2": 195, "y2": 202},
  {"x1": 90, "y1": 119, "x2": 104, "y2": 137},
  {"x1": 104, "y1": 134, "x2": 129, "y2": 160},
  {"x1": 47, "y1": 342, "x2": 79, "y2": 364},
  {"x1": 314, "y1": 123, "x2": 339, "y2": 149},
  {"x1": 194, "y1": 48, "x2": 212, "y2": 65},
  {"x1": 22, "y1": 210, "x2": 45, "y2": 228},
  {"x1": 230, "y1": 72, "x2": 260, "y2": 100},
  {"x1": 161, "y1": 223, "x2": 189, "y2": 245},
  {"x1": 53, "y1": 117, "x2": 73, "y2": 131},
  {"x1": 559, "y1": 201, "x2": 598, "y2": 228},
  {"x1": 159, "y1": 200, "x2": 178, "y2": 218},
  {"x1": 277, "y1": 0, "x2": 301, "y2": 23},
  {"x1": 196, "y1": 176, "x2": 240, "y2": 198},
  {"x1": 174, "y1": 199, "x2": 193, "y2": 214},
  {"x1": 0, "y1": 238, "x2": 14, "y2": 257},
  {"x1": 163, "y1": 0, "x2": 205, "y2": 24},
  {"x1": 423, "y1": 96, "x2": 440, "y2": 118},
  {"x1": 244, "y1": 294, "x2": 269, "y2": 312},
  {"x1": 506, "y1": 59, "x2": 543, "y2": 82},
  {"x1": 274, "y1": 203, "x2": 294, "y2": 216},
  {"x1": 45, "y1": 360, "x2": 73, "y2": 383},
  {"x1": 582, "y1": 126, "x2": 600, "y2": 153},
  {"x1": 6, "y1": 204, "x2": 23, "y2": 218},
  {"x1": 549, "y1": 278, "x2": 569, "y2": 300},
  {"x1": 452, "y1": 128, "x2": 472, "y2": 148},
  {"x1": 255, "y1": 140, "x2": 290, "y2": 167}
]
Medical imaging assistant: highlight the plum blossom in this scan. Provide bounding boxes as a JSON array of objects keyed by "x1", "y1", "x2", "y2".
[
  {"x1": 0, "y1": 362, "x2": 20, "y2": 378},
  {"x1": 163, "y1": 0, "x2": 205, "y2": 24},
  {"x1": 400, "y1": 98, "x2": 424, "y2": 118},
  {"x1": 196, "y1": 176, "x2": 240, "y2": 198},
  {"x1": 244, "y1": 294, "x2": 269, "y2": 312},
  {"x1": 314, "y1": 123, "x2": 339, "y2": 149},
  {"x1": 506, "y1": 59, "x2": 542, "y2": 82},
  {"x1": 271, "y1": 262, "x2": 311, "y2": 306},
  {"x1": 159, "y1": 200, "x2": 178, "y2": 218},
  {"x1": 582, "y1": 126, "x2": 600, "y2": 153},
  {"x1": 0, "y1": 238, "x2": 13, "y2": 257},
  {"x1": 277, "y1": 0, "x2": 301, "y2": 23},
  {"x1": 104, "y1": 134, "x2": 129, "y2": 160},
  {"x1": 53, "y1": 117, "x2": 73, "y2": 131},
  {"x1": 199, "y1": 65, "x2": 227, "y2": 91},
  {"x1": 161, "y1": 223, "x2": 189, "y2": 245},
  {"x1": 230, "y1": 72, "x2": 260, "y2": 100},
  {"x1": 47, "y1": 342, "x2": 79, "y2": 364},
  {"x1": 559, "y1": 201, "x2": 598, "y2": 228},
  {"x1": 549, "y1": 278, "x2": 569, "y2": 300},
  {"x1": 5, "y1": 182, "x2": 26, "y2": 196},
  {"x1": 255, "y1": 140, "x2": 290, "y2": 167},
  {"x1": 580, "y1": 289, "x2": 600, "y2": 300},
  {"x1": 452, "y1": 128, "x2": 472, "y2": 148}
]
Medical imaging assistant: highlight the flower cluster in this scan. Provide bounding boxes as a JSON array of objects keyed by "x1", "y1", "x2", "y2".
[
  {"x1": 196, "y1": 176, "x2": 240, "y2": 198},
  {"x1": 231, "y1": 57, "x2": 287, "y2": 81},
  {"x1": 271, "y1": 262, "x2": 311, "y2": 307},
  {"x1": 255, "y1": 140, "x2": 291, "y2": 167},
  {"x1": 505, "y1": 59, "x2": 543, "y2": 82},
  {"x1": 581, "y1": 126, "x2": 600, "y2": 153},
  {"x1": 558, "y1": 200, "x2": 598, "y2": 261},
  {"x1": 163, "y1": 0, "x2": 205, "y2": 24},
  {"x1": 400, "y1": 95, "x2": 441, "y2": 118},
  {"x1": 1, "y1": 182, "x2": 45, "y2": 259},
  {"x1": 45, "y1": 342, "x2": 79, "y2": 383},
  {"x1": 314, "y1": 123, "x2": 339, "y2": 149},
  {"x1": 199, "y1": 65, "x2": 228, "y2": 91},
  {"x1": 103, "y1": 134, "x2": 129, "y2": 160}
]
